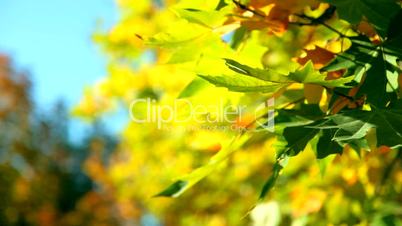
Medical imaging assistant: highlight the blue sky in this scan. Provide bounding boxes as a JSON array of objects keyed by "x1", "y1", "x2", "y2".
[{"x1": 0, "y1": 0, "x2": 127, "y2": 140}]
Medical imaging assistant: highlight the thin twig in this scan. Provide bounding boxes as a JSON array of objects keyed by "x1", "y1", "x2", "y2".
[
  {"x1": 324, "y1": 87, "x2": 355, "y2": 101},
  {"x1": 232, "y1": 0, "x2": 266, "y2": 18}
]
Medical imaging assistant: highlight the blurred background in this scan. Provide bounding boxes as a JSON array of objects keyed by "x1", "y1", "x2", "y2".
[
  {"x1": 0, "y1": 0, "x2": 128, "y2": 225},
  {"x1": 0, "y1": 0, "x2": 125, "y2": 140},
  {"x1": 0, "y1": 0, "x2": 401, "y2": 226}
]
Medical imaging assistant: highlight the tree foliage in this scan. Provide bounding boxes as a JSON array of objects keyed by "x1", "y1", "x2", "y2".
[
  {"x1": 0, "y1": 55, "x2": 121, "y2": 226},
  {"x1": 74, "y1": 0, "x2": 402, "y2": 225}
]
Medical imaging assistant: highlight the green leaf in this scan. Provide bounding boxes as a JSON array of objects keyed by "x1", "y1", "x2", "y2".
[
  {"x1": 259, "y1": 151, "x2": 289, "y2": 199},
  {"x1": 288, "y1": 62, "x2": 354, "y2": 87},
  {"x1": 387, "y1": 9, "x2": 402, "y2": 40},
  {"x1": 172, "y1": 7, "x2": 229, "y2": 28},
  {"x1": 215, "y1": 0, "x2": 229, "y2": 10},
  {"x1": 154, "y1": 180, "x2": 188, "y2": 197},
  {"x1": 150, "y1": 26, "x2": 233, "y2": 63},
  {"x1": 277, "y1": 104, "x2": 325, "y2": 122},
  {"x1": 282, "y1": 124, "x2": 320, "y2": 156},
  {"x1": 314, "y1": 109, "x2": 402, "y2": 149},
  {"x1": 274, "y1": 105, "x2": 325, "y2": 133},
  {"x1": 224, "y1": 59, "x2": 293, "y2": 83},
  {"x1": 167, "y1": 44, "x2": 203, "y2": 63},
  {"x1": 178, "y1": 78, "x2": 210, "y2": 98},
  {"x1": 198, "y1": 74, "x2": 286, "y2": 93},
  {"x1": 145, "y1": 20, "x2": 208, "y2": 48},
  {"x1": 173, "y1": 0, "x2": 222, "y2": 11},
  {"x1": 226, "y1": 59, "x2": 353, "y2": 87},
  {"x1": 358, "y1": 51, "x2": 393, "y2": 107},
  {"x1": 259, "y1": 162, "x2": 283, "y2": 199},
  {"x1": 230, "y1": 27, "x2": 248, "y2": 50},
  {"x1": 155, "y1": 135, "x2": 250, "y2": 197},
  {"x1": 322, "y1": 36, "x2": 399, "y2": 107},
  {"x1": 324, "y1": 0, "x2": 400, "y2": 37},
  {"x1": 321, "y1": 36, "x2": 377, "y2": 79},
  {"x1": 167, "y1": 34, "x2": 232, "y2": 64},
  {"x1": 144, "y1": 11, "x2": 234, "y2": 64},
  {"x1": 201, "y1": 59, "x2": 353, "y2": 93},
  {"x1": 384, "y1": 9, "x2": 402, "y2": 59},
  {"x1": 316, "y1": 129, "x2": 343, "y2": 159},
  {"x1": 312, "y1": 110, "x2": 375, "y2": 143}
]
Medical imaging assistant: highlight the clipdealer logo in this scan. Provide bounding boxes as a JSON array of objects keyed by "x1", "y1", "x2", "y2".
[{"x1": 129, "y1": 98, "x2": 275, "y2": 132}]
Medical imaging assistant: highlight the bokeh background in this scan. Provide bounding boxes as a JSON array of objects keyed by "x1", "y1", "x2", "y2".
[
  {"x1": 0, "y1": 0, "x2": 401, "y2": 226},
  {"x1": 0, "y1": 0, "x2": 125, "y2": 139}
]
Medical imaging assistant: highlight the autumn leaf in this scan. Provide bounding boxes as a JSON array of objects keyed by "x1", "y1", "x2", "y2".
[{"x1": 297, "y1": 46, "x2": 335, "y2": 69}]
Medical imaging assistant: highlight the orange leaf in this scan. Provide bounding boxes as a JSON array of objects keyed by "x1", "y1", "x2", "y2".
[
  {"x1": 249, "y1": 0, "x2": 272, "y2": 8},
  {"x1": 205, "y1": 143, "x2": 222, "y2": 153},
  {"x1": 233, "y1": 113, "x2": 255, "y2": 129},
  {"x1": 304, "y1": 84, "x2": 324, "y2": 104},
  {"x1": 330, "y1": 87, "x2": 362, "y2": 114},
  {"x1": 378, "y1": 146, "x2": 392, "y2": 154},
  {"x1": 297, "y1": 46, "x2": 335, "y2": 69},
  {"x1": 357, "y1": 20, "x2": 377, "y2": 38},
  {"x1": 326, "y1": 70, "x2": 345, "y2": 80},
  {"x1": 398, "y1": 73, "x2": 402, "y2": 94},
  {"x1": 234, "y1": 2, "x2": 289, "y2": 34}
]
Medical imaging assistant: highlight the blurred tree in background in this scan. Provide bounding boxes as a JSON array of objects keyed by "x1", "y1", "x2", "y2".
[{"x1": 0, "y1": 55, "x2": 122, "y2": 226}]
